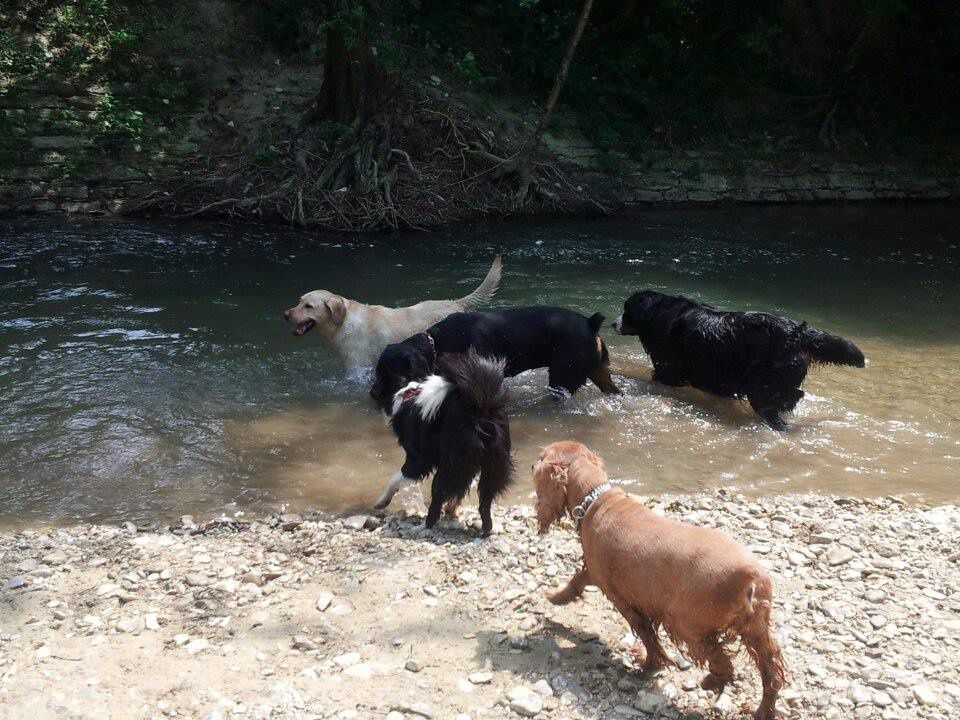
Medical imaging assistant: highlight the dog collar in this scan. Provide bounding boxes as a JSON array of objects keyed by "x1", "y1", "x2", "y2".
[{"x1": 572, "y1": 483, "x2": 613, "y2": 531}]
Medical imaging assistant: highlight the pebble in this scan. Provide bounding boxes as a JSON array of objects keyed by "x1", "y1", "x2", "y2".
[
  {"x1": 634, "y1": 690, "x2": 665, "y2": 714},
  {"x1": 185, "y1": 573, "x2": 208, "y2": 587},
  {"x1": 533, "y1": 679, "x2": 553, "y2": 696},
  {"x1": 3, "y1": 576, "x2": 27, "y2": 590},
  {"x1": 509, "y1": 634, "x2": 529, "y2": 650},
  {"x1": 42, "y1": 550, "x2": 69, "y2": 566},
  {"x1": 468, "y1": 671, "x2": 493, "y2": 685},
  {"x1": 713, "y1": 692, "x2": 733, "y2": 713},
  {"x1": 334, "y1": 652, "x2": 361, "y2": 668},
  {"x1": 185, "y1": 638, "x2": 209, "y2": 655},
  {"x1": 507, "y1": 687, "x2": 543, "y2": 717},
  {"x1": 873, "y1": 691, "x2": 894, "y2": 707},
  {"x1": 116, "y1": 616, "x2": 144, "y2": 634},
  {"x1": 315, "y1": 591, "x2": 334, "y2": 611},
  {"x1": 913, "y1": 684, "x2": 939, "y2": 707},
  {"x1": 390, "y1": 702, "x2": 433, "y2": 718},
  {"x1": 405, "y1": 659, "x2": 424, "y2": 673},
  {"x1": 343, "y1": 515, "x2": 369, "y2": 531},
  {"x1": 825, "y1": 545, "x2": 856, "y2": 566},
  {"x1": 292, "y1": 635, "x2": 319, "y2": 651}
]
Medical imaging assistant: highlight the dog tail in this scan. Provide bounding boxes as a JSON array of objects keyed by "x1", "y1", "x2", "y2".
[
  {"x1": 799, "y1": 324, "x2": 865, "y2": 367},
  {"x1": 440, "y1": 349, "x2": 509, "y2": 418},
  {"x1": 459, "y1": 255, "x2": 502, "y2": 309},
  {"x1": 587, "y1": 312, "x2": 605, "y2": 335},
  {"x1": 438, "y1": 350, "x2": 514, "y2": 495}
]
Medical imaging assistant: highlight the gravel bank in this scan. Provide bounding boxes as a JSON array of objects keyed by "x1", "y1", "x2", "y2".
[{"x1": 1, "y1": 492, "x2": 958, "y2": 720}]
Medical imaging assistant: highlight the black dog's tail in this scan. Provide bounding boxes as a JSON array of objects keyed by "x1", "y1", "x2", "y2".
[
  {"x1": 437, "y1": 350, "x2": 514, "y2": 492},
  {"x1": 799, "y1": 324, "x2": 865, "y2": 367},
  {"x1": 440, "y1": 350, "x2": 508, "y2": 414},
  {"x1": 587, "y1": 312, "x2": 605, "y2": 335}
]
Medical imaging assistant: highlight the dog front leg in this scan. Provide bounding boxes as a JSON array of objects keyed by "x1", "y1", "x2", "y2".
[
  {"x1": 547, "y1": 565, "x2": 592, "y2": 605},
  {"x1": 373, "y1": 471, "x2": 415, "y2": 510}
]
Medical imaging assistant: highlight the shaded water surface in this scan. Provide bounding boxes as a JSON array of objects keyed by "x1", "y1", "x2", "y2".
[{"x1": 1, "y1": 206, "x2": 958, "y2": 527}]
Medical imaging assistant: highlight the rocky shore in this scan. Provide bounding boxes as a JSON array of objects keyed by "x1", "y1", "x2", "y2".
[{"x1": 1, "y1": 492, "x2": 958, "y2": 720}]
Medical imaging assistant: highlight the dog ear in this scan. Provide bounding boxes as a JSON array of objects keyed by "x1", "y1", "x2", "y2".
[
  {"x1": 582, "y1": 446, "x2": 605, "y2": 470},
  {"x1": 325, "y1": 296, "x2": 347, "y2": 327},
  {"x1": 533, "y1": 462, "x2": 568, "y2": 535}
]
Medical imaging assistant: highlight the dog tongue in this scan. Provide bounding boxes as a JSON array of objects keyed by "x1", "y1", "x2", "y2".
[
  {"x1": 292, "y1": 319, "x2": 315, "y2": 336},
  {"x1": 402, "y1": 387, "x2": 421, "y2": 402}
]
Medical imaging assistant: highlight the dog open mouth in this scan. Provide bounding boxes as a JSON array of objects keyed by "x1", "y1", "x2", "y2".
[{"x1": 292, "y1": 319, "x2": 316, "y2": 336}]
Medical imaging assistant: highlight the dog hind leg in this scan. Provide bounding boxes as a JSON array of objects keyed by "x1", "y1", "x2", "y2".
[
  {"x1": 476, "y1": 477, "x2": 495, "y2": 536},
  {"x1": 741, "y1": 601, "x2": 785, "y2": 720},
  {"x1": 589, "y1": 363, "x2": 621, "y2": 394},
  {"x1": 699, "y1": 638, "x2": 736, "y2": 692},
  {"x1": 426, "y1": 461, "x2": 478, "y2": 529},
  {"x1": 547, "y1": 565, "x2": 591, "y2": 605}
]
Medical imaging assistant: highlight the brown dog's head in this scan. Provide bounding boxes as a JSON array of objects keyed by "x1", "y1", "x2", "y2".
[
  {"x1": 532, "y1": 441, "x2": 604, "y2": 534},
  {"x1": 283, "y1": 290, "x2": 348, "y2": 338}
]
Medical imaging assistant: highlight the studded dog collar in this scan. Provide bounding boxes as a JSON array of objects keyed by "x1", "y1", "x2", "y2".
[{"x1": 571, "y1": 483, "x2": 614, "y2": 531}]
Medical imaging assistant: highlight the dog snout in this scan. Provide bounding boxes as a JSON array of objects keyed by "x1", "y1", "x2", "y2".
[
  {"x1": 612, "y1": 315, "x2": 622, "y2": 332},
  {"x1": 282, "y1": 309, "x2": 291, "y2": 322}
]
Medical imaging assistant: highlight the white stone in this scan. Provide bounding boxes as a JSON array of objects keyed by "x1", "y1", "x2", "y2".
[
  {"x1": 334, "y1": 652, "x2": 361, "y2": 668},
  {"x1": 186, "y1": 638, "x2": 209, "y2": 655},
  {"x1": 913, "y1": 684, "x2": 940, "y2": 707},
  {"x1": 825, "y1": 545, "x2": 855, "y2": 566},
  {"x1": 315, "y1": 591, "x2": 334, "y2": 611}
]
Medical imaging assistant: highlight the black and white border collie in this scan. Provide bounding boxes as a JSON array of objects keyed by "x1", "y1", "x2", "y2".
[
  {"x1": 614, "y1": 290, "x2": 865, "y2": 430},
  {"x1": 373, "y1": 351, "x2": 513, "y2": 535}
]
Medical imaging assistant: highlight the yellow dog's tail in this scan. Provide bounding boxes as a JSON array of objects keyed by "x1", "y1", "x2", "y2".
[{"x1": 459, "y1": 255, "x2": 502, "y2": 309}]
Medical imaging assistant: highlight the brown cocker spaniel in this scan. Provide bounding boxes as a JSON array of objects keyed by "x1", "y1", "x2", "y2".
[{"x1": 534, "y1": 441, "x2": 785, "y2": 720}]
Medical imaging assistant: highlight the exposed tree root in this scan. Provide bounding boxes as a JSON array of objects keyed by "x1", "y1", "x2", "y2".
[{"x1": 127, "y1": 84, "x2": 602, "y2": 231}]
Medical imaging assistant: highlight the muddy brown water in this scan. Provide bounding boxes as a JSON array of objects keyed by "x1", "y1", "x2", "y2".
[{"x1": 1, "y1": 206, "x2": 958, "y2": 528}]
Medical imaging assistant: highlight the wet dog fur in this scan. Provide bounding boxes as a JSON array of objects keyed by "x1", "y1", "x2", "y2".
[
  {"x1": 369, "y1": 306, "x2": 619, "y2": 409},
  {"x1": 613, "y1": 290, "x2": 864, "y2": 429},
  {"x1": 373, "y1": 351, "x2": 513, "y2": 535},
  {"x1": 283, "y1": 256, "x2": 502, "y2": 371},
  {"x1": 534, "y1": 441, "x2": 785, "y2": 720}
]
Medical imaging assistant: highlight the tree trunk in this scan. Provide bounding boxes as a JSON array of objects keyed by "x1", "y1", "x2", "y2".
[
  {"x1": 300, "y1": 1, "x2": 381, "y2": 129},
  {"x1": 521, "y1": 0, "x2": 596, "y2": 155}
]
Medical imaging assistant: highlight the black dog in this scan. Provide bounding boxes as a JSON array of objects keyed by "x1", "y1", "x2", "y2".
[
  {"x1": 370, "y1": 307, "x2": 619, "y2": 409},
  {"x1": 614, "y1": 291, "x2": 865, "y2": 429},
  {"x1": 372, "y1": 351, "x2": 513, "y2": 535}
]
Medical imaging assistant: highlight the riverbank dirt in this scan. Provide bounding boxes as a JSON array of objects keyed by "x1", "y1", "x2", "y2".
[{"x1": 1, "y1": 492, "x2": 958, "y2": 720}]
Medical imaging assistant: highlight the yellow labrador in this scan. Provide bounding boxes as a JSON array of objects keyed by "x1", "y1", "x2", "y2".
[{"x1": 283, "y1": 256, "x2": 502, "y2": 371}]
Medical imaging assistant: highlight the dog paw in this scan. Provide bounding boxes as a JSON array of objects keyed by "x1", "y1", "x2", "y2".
[
  {"x1": 372, "y1": 499, "x2": 389, "y2": 510},
  {"x1": 700, "y1": 673, "x2": 730, "y2": 692}
]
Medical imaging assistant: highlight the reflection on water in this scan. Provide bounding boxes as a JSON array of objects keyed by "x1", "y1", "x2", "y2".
[{"x1": 0, "y1": 206, "x2": 958, "y2": 527}]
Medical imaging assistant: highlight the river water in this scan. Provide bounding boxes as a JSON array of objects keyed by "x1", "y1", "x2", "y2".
[{"x1": 1, "y1": 206, "x2": 958, "y2": 527}]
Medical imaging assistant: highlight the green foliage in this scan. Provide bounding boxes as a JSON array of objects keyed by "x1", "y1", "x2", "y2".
[
  {"x1": 452, "y1": 51, "x2": 495, "y2": 88},
  {"x1": 96, "y1": 92, "x2": 147, "y2": 138},
  {"x1": 396, "y1": 0, "x2": 960, "y2": 150}
]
